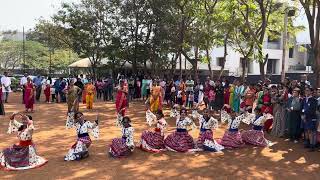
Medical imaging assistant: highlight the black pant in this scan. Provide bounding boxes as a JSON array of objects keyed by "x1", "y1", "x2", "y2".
[
  {"x1": 35, "y1": 86, "x2": 42, "y2": 101},
  {"x1": 97, "y1": 89, "x2": 103, "y2": 99}
]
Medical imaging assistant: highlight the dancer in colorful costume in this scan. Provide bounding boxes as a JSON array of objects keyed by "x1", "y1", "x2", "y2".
[
  {"x1": 109, "y1": 116, "x2": 134, "y2": 157},
  {"x1": 64, "y1": 112, "x2": 99, "y2": 161},
  {"x1": 0, "y1": 113, "x2": 47, "y2": 170},
  {"x1": 164, "y1": 108, "x2": 196, "y2": 152},
  {"x1": 140, "y1": 110, "x2": 167, "y2": 153},
  {"x1": 241, "y1": 107, "x2": 273, "y2": 147},
  {"x1": 193, "y1": 109, "x2": 224, "y2": 152},
  {"x1": 220, "y1": 105, "x2": 246, "y2": 149}
]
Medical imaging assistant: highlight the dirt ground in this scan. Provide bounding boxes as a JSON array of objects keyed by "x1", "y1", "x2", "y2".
[{"x1": 0, "y1": 93, "x2": 320, "y2": 180}]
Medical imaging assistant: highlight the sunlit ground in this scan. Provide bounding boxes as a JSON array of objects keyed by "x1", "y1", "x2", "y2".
[{"x1": 0, "y1": 93, "x2": 319, "y2": 180}]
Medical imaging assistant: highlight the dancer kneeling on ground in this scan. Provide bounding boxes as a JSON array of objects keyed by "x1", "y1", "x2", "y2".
[
  {"x1": 0, "y1": 113, "x2": 47, "y2": 170},
  {"x1": 220, "y1": 105, "x2": 246, "y2": 149},
  {"x1": 164, "y1": 108, "x2": 196, "y2": 152},
  {"x1": 193, "y1": 108, "x2": 224, "y2": 152},
  {"x1": 109, "y1": 116, "x2": 134, "y2": 158},
  {"x1": 64, "y1": 112, "x2": 99, "y2": 161},
  {"x1": 241, "y1": 107, "x2": 273, "y2": 147},
  {"x1": 140, "y1": 110, "x2": 167, "y2": 153}
]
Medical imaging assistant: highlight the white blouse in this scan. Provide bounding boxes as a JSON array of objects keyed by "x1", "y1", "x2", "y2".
[
  {"x1": 176, "y1": 116, "x2": 196, "y2": 130},
  {"x1": 122, "y1": 127, "x2": 134, "y2": 147},
  {"x1": 198, "y1": 116, "x2": 219, "y2": 130},
  {"x1": 66, "y1": 114, "x2": 99, "y2": 139},
  {"x1": 242, "y1": 113, "x2": 273, "y2": 126},
  {"x1": 7, "y1": 120, "x2": 35, "y2": 141},
  {"x1": 221, "y1": 110, "x2": 245, "y2": 130},
  {"x1": 146, "y1": 110, "x2": 167, "y2": 136}
]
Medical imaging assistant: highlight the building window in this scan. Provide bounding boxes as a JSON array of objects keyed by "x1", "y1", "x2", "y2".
[
  {"x1": 267, "y1": 59, "x2": 278, "y2": 74},
  {"x1": 217, "y1": 57, "x2": 224, "y2": 66},
  {"x1": 289, "y1": 47, "x2": 294, "y2": 58}
]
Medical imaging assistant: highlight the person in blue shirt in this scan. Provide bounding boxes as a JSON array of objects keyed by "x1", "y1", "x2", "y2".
[
  {"x1": 53, "y1": 78, "x2": 61, "y2": 103},
  {"x1": 301, "y1": 86, "x2": 318, "y2": 151},
  {"x1": 33, "y1": 75, "x2": 43, "y2": 102}
]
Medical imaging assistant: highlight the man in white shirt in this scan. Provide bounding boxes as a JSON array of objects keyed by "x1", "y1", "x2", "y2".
[
  {"x1": 1, "y1": 72, "x2": 12, "y2": 103},
  {"x1": 20, "y1": 73, "x2": 28, "y2": 104}
]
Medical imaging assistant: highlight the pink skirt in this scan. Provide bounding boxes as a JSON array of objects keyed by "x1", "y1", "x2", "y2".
[
  {"x1": 197, "y1": 130, "x2": 213, "y2": 148},
  {"x1": 72, "y1": 136, "x2": 92, "y2": 149},
  {"x1": 109, "y1": 138, "x2": 131, "y2": 158},
  {"x1": 164, "y1": 131, "x2": 194, "y2": 152},
  {"x1": 241, "y1": 130, "x2": 268, "y2": 147},
  {"x1": 141, "y1": 130, "x2": 165, "y2": 150},
  {"x1": 220, "y1": 131, "x2": 245, "y2": 149}
]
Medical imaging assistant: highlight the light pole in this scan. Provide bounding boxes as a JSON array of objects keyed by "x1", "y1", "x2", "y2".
[{"x1": 281, "y1": 7, "x2": 295, "y2": 82}]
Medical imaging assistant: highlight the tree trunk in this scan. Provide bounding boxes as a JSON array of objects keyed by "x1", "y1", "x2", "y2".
[
  {"x1": 219, "y1": 34, "x2": 228, "y2": 79},
  {"x1": 206, "y1": 48, "x2": 213, "y2": 79},
  {"x1": 241, "y1": 57, "x2": 247, "y2": 82},
  {"x1": 194, "y1": 47, "x2": 199, "y2": 80},
  {"x1": 315, "y1": 51, "x2": 320, "y2": 87}
]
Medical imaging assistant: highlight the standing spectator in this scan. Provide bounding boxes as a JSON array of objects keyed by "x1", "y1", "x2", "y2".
[
  {"x1": 0, "y1": 85, "x2": 5, "y2": 115},
  {"x1": 135, "y1": 77, "x2": 141, "y2": 99},
  {"x1": 128, "y1": 76, "x2": 135, "y2": 101},
  {"x1": 59, "y1": 77, "x2": 67, "y2": 103},
  {"x1": 86, "y1": 80, "x2": 96, "y2": 109},
  {"x1": 142, "y1": 76, "x2": 149, "y2": 100},
  {"x1": 20, "y1": 73, "x2": 28, "y2": 104},
  {"x1": 53, "y1": 78, "x2": 61, "y2": 103},
  {"x1": 287, "y1": 88, "x2": 302, "y2": 143},
  {"x1": 185, "y1": 76, "x2": 194, "y2": 99},
  {"x1": 208, "y1": 86, "x2": 216, "y2": 110},
  {"x1": 301, "y1": 87, "x2": 318, "y2": 151},
  {"x1": 24, "y1": 77, "x2": 35, "y2": 112},
  {"x1": 74, "y1": 77, "x2": 84, "y2": 101},
  {"x1": 50, "y1": 84, "x2": 56, "y2": 103},
  {"x1": 214, "y1": 80, "x2": 224, "y2": 113},
  {"x1": 44, "y1": 82, "x2": 51, "y2": 103},
  {"x1": 96, "y1": 79, "x2": 104, "y2": 100},
  {"x1": 1, "y1": 72, "x2": 11, "y2": 103},
  {"x1": 188, "y1": 91, "x2": 194, "y2": 109},
  {"x1": 80, "y1": 74, "x2": 88, "y2": 84},
  {"x1": 299, "y1": 74, "x2": 310, "y2": 96},
  {"x1": 244, "y1": 83, "x2": 256, "y2": 113},
  {"x1": 33, "y1": 75, "x2": 43, "y2": 102}
]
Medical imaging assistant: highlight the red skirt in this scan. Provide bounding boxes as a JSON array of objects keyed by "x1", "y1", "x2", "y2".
[
  {"x1": 220, "y1": 131, "x2": 245, "y2": 149},
  {"x1": 141, "y1": 130, "x2": 165, "y2": 150},
  {"x1": 109, "y1": 138, "x2": 131, "y2": 158},
  {"x1": 196, "y1": 130, "x2": 213, "y2": 148},
  {"x1": 164, "y1": 131, "x2": 194, "y2": 152},
  {"x1": 241, "y1": 129, "x2": 268, "y2": 147}
]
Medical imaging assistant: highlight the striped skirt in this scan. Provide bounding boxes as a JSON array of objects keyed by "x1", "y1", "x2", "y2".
[
  {"x1": 241, "y1": 130, "x2": 268, "y2": 147},
  {"x1": 197, "y1": 130, "x2": 224, "y2": 152},
  {"x1": 109, "y1": 138, "x2": 131, "y2": 158},
  {"x1": 164, "y1": 131, "x2": 194, "y2": 152},
  {"x1": 140, "y1": 130, "x2": 165, "y2": 152},
  {"x1": 220, "y1": 131, "x2": 245, "y2": 149}
]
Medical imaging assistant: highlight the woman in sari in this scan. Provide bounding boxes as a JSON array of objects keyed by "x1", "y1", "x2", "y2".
[
  {"x1": 0, "y1": 113, "x2": 47, "y2": 170},
  {"x1": 66, "y1": 79, "x2": 82, "y2": 112},
  {"x1": 85, "y1": 81, "x2": 96, "y2": 110},
  {"x1": 149, "y1": 81, "x2": 162, "y2": 113},
  {"x1": 116, "y1": 80, "x2": 128, "y2": 116},
  {"x1": 24, "y1": 77, "x2": 35, "y2": 113}
]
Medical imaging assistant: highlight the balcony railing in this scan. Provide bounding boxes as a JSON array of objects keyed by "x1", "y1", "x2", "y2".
[
  {"x1": 288, "y1": 64, "x2": 306, "y2": 71},
  {"x1": 264, "y1": 42, "x2": 281, "y2": 49}
]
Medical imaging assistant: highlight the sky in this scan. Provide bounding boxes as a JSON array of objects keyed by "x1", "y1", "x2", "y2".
[{"x1": 0, "y1": 0, "x2": 78, "y2": 31}]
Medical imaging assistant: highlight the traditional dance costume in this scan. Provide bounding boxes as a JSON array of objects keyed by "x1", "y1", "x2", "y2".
[
  {"x1": 241, "y1": 113, "x2": 273, "y2": 147},
  {"x1": 164, "y1": 116, "x2": 196, "y2": 152},
  {"x1": 64, "y1": 116, "x2": 99, "y2": 161},
  {"x1": 220, "y1": 110, "x2": 245, "y2": 149},
  {"x1": 0, "y1": 119, "x2": 47, "y2": 170},
  {"x1": 140, "y1": 110, "x2": 167, "y2": 152},
  {"x1": 109, "y1": 116, "x2": 135, "y2": 158},
  {"x1": 194, "y1": 112, "x2": 224, "y2": 152}
]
